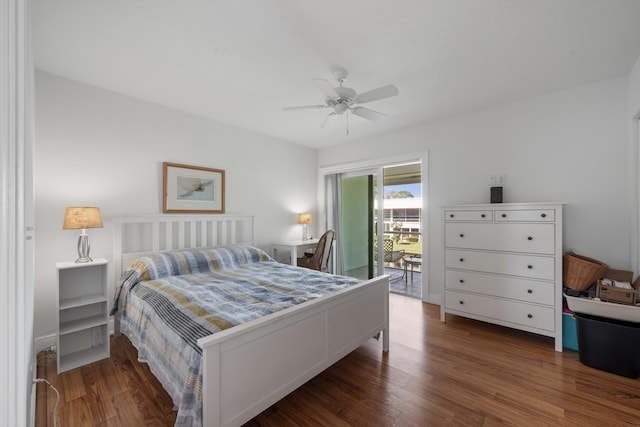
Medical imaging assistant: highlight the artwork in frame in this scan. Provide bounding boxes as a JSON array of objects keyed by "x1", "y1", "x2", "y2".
[{"x1": 163, "y1": 162, "x2": 225, "y2": 213}]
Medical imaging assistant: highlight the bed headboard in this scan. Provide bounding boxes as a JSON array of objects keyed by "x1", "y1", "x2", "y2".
[{"x1": 113, "y1": 214, "x2": 255, "y2": 277}]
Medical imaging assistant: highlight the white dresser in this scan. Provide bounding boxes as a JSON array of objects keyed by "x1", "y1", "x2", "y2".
[{"x1": 440, "y1": 203, "x2": 564, "y2": 352}]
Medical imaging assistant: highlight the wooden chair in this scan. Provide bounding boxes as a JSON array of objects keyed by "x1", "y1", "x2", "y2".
[{"x1": 297, "y1": 230, "x2": 335, "y2": 273}]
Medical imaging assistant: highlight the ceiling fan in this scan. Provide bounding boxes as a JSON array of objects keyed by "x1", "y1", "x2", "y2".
[{"x1": 283, "y1": 68, "x2": 399, "y2": 133}]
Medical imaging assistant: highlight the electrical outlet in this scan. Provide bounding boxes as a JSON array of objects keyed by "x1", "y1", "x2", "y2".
[
  {"x1": 489, "y1": 175, "x2": 497, "y2": 186},
  {"x1": 497, "y1": 175, "x2": 506, "y2": 185}
]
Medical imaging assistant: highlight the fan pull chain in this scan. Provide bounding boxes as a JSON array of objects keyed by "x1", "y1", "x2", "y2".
[{"x1": 346, "y1": 110, "x2": 350, "y2": 135}]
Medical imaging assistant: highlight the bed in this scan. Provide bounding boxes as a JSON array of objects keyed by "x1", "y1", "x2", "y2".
[{"x1": 112, "y1": 215, "x2": 390, "y2": 427}]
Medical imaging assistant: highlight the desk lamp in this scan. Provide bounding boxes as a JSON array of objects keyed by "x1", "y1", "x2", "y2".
[{"x1": 298, "y1": 213, "x2": 312, "y2": 240}]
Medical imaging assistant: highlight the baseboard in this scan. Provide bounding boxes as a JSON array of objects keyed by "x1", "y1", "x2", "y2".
[
  {"x1": 34, "y1": 334, "x2": 56, "y2": 354},
  {"x1": 425, "y1": 292, "x2": 441, "y2": 306}
]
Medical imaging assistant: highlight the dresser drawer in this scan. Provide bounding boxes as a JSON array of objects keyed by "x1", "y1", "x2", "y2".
[
  {"x1": 445, "y1": 210, "x2": 493, "y2": 221},
  {"x1": 445, "y1": 270, "x2": 555, "y2": 305},
  {"x1": 445, "y1": 290, "x2": 555, "y2": 331},
  {"x1": 495, "y1": 209, "x2": 555, "y2": 222},
  {"x1": 445, "y1": 223, "x2": 555, "y2": 255},
  {"x1": 445, "y1": 249, "x2": 555, "y2": 280}
]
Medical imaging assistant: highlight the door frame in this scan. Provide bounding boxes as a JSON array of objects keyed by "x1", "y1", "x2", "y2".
[{"x1": 319, "y1": 151, "x2": 430, "y2": 302}]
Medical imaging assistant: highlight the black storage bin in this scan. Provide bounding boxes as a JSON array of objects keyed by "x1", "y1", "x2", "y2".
[{"x1": 575, "y1": 312, "x2": 640, "y2": 378}]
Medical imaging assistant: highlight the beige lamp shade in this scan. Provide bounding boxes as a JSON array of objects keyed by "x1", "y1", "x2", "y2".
[
  {"x1": 63, "y1": 207, "x2": 104, "y2": 230},
  {"x1": 298, "y1": 213, "x2": 312, "y2": 225}
]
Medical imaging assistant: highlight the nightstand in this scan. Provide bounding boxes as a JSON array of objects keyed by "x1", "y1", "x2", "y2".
[{"x1": 56, "y1": 258, "x2": 110, "y2": 372}]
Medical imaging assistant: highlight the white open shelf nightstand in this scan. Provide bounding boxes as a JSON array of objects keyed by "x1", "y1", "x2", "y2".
[{"x1": 56, "y1": 258, "x2": 110, "y2": 373}]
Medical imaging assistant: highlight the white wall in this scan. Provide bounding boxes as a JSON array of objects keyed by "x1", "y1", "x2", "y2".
[
  {"x1": 319, "y1": 78, "x2": 630, "y2": 302},
  {"x1": 34, "y1": 71, "x2": 318, "y2": 340}
]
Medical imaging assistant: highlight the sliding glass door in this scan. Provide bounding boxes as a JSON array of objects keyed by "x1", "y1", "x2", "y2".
[
  {"x1": 338, "y1": 164, "x2": 424, "y2": 282},
  {"x1": 321, "y1": 154, "x2": 428, "y2": 301}
]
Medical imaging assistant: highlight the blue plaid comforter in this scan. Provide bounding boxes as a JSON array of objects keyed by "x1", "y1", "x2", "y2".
[{"x1": 112, "y1": 245, "x2": 360, "y2": 427}]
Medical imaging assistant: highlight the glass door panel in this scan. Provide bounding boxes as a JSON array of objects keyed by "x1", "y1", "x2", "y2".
[{"x1": 341, "y1": 174, "x2": 375, "y2": 280}]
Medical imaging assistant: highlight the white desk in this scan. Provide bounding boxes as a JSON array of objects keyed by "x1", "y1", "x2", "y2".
[{"x1": 272, "y1": 239, "x2": 319, "y2": 267}]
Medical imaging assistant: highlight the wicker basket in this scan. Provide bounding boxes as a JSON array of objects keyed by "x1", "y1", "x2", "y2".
[{"x1": 563, "y1": 253, "x2": 609, "y2": 291}]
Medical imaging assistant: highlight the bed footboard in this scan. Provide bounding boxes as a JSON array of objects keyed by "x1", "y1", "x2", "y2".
[{"x1": 198, "y1": 274, "x2": 390, "y2": 427}]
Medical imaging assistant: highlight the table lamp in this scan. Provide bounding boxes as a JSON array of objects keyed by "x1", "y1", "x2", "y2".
[
  {"x1": 63, "y1": 207, "x2": 103, "y2": 263},
  {"x1": 298, "y1": 213, "x2": 312, "y2": 240}
]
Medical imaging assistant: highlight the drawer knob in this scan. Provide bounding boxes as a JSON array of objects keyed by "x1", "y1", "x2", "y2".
[
  {"x1": 459, "y1": 258, "x2": 464, "y2": 262},
  {"x1": 527, "y1": 314, "x2": 533, "y2": 319},
  {"x1": 527, "y1": 289, "x2": 533, "y2": 294},
  {"x1": 459, "y1": 233, "x2": 464, "y2": 238},
  {"x1": 527, "y1": 236, "x2": 533, "y2": 241},
  {"x1": 450, "y1": 214, "x2": 455, "y2": 218},
  {"x1": 459, "y1": 301, "x2": 464, "y2": 305},
  {"x1": 541, "y1": 213, "x2": 547, "y2": 218},
  {"x1": 501, "y1": 213, "x2": 507, "y2": 218},
  {"x1": 481, "y1": 214, "x2": 486, "y2": 218},
  {"x1": 527, "y1": 265, "x2": 533, "y2": 269},
  {"x1": 459, "y1": 279, "x2": 464, "y2": 284}
]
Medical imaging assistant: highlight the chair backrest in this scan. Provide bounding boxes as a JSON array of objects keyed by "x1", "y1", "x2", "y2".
[
  {"x1": 382, "y1": 238, "x2": 405, "y2": 263},
  {"x1": 383, "y1": 238, "x2": 394, "y2": 262},
  {"x1": 318, "y1": 230, "x2": 335, "y2": 272},
  {"x1": 307, "y1": 230, "x2": 334, "y2": 272}
]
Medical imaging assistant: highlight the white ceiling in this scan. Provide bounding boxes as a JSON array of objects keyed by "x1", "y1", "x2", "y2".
[{"x1": 32, "y1": 0, "x2": 640, "y2": 149}]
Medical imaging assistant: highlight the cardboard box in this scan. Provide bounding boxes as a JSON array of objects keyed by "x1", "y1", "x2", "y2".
[{"x1": 596, "y1": 269, "x2": 640, "y2": 305}]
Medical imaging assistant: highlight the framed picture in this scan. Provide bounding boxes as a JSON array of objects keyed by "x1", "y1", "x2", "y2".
[{"x1": 163, "y1": 162, "x2": 225, "y2": 213}]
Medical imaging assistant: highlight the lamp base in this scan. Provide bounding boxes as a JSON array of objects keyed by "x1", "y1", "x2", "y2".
[{"x1": 75, "y1": 231, "x2": 93, "y2": 263}]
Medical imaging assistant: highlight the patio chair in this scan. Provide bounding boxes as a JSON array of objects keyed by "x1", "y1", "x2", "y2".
[{"x1": 383, "y1": 238, "x2": 405, "y2": 264}]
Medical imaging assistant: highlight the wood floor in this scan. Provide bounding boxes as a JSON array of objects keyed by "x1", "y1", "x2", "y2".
[{"x1": 37, "y1": 294, "x2": 640, "y2": 426}]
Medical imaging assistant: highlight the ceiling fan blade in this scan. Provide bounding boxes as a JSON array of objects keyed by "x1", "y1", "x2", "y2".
[
  {"x1": 282, "y1": 105, "x2": 327, "y2": 111},
  {"x1": 351, "y1": 107, "x2": 386, "y2": 121},
  {"x1": 312, "y1": 79, "x2": 339, "y2": 99},
  {"x1": 355, "y1": 85, "x2": 399, "y2": 104},
  {"x1": 321, "y1": 112, "x2": 337, "y2": 128}
]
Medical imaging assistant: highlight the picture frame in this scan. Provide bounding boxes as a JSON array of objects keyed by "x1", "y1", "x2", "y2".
[{"x1": 163, "y1": 162, "x2": 225, "y2": 213}]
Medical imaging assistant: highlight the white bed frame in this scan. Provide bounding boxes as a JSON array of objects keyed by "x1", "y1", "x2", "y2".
[{"x1": 112, "y1": 215, "x2": 390, "y2": 427}]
